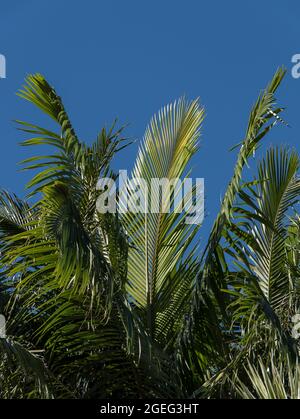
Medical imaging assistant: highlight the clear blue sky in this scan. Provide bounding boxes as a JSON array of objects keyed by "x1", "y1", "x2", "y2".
[{"x1": 0, "y1": 0, "x2": 299, "y2": 242}]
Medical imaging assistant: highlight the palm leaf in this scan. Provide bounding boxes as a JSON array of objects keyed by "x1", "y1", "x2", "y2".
[{"x1": 121, "y1": 98, "x2": 204, "y2": 338}]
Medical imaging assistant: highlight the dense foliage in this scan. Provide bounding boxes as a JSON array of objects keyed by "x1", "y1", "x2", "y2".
[{"x1": 0, "y1": 68, "x2": 299, "y2": 399}]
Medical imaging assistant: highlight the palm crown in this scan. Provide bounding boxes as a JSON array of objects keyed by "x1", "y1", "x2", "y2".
[{"x1": 0, "y1": 68, "x2": 299, "y2": 399}]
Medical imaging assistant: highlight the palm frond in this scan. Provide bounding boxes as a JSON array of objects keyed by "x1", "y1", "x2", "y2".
[{"x1": 122, "y1": 98, "x2": 204, "y2": 339}]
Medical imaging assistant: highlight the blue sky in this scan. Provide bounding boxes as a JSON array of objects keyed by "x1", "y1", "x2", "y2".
[{"x1": 0, "y1": 0, "x2": 299, "y2": 241}]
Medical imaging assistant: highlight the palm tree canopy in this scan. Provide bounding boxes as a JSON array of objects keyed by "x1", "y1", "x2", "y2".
[{"x1": 0, "y1": 68, "x2": 299, "y2": 399}]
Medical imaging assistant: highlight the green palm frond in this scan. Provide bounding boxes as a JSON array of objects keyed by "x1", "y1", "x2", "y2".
[
  {"x1": 0, "y1": 191, "x2": 34, "y2": 237},
  {"x1": 234, "y1": 355, "x2": 300, "y2": 399},
  {"x1": 0, "y1": 337, "x2": 51, "y2": 398},
  {"x1": 18, "y1": 74, "x2": 127, "y2": 199},
  {"x1": 249, "y1": 147, "x2": 299, "y2": 309},
  {"x1": 226, "y1": 147, "x2": 300, "y2": 323},
  {"x1": 202, "y1": 68, "x2": 286, "y2": 277},
  {"x1": 122, "y1": 98, "x2": 204, "y2": 338},
  {"x1": 177, "y1": 68, "x2": 289, "y2": 390}
]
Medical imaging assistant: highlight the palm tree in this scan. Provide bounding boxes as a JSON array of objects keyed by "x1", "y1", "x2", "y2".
[{"x1": 0, "y1": 68, "x2": 299, "y2": 398}]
